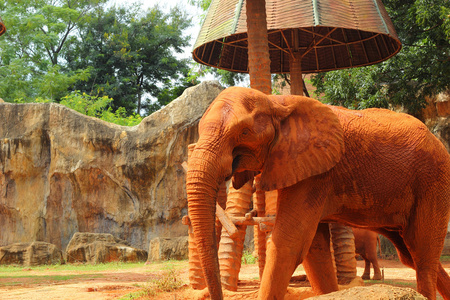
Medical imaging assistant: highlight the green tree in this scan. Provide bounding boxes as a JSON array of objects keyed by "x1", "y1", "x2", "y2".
[
  {"x1": 59, "y1": 91, "x2": 142, "y2": 126},
  {"x1": 0, "y1": 0, "x2": 105, "y2": 101},
  {"x1": 0, "y1": 0, "x2": 195, "y2": 117},
  {"x1": 311, "y1": 0, "x2": 450, "y2": 115},
  {"x1": 148, "y1": 66, "x2": 200, "y2": 112},
  {"x1": 68, "y1": 4, "x2": 193, "y2": 115},
  {"x1": 188, "y1": 0, "x2": 249, "y2": 89}
]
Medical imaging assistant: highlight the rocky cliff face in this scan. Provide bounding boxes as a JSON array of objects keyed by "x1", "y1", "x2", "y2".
[
  {"x1": 0, "y1": 81, "x2": 224, "y2": 251},
  {"x1": 1, "y1": 83, "x2": 449, "y2": 252},
  {"x1": 422, "y1": 91, "x2": 450, "y2": 152}
]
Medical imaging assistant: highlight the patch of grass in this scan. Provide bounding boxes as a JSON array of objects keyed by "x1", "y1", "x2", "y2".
[
  {"x1": 0, "y1": 262, "x2": 144, "y2": 274},
  {"x1": 120, "y1": 267, "x2": 185, "y2": 299},
  {"x1": 241, "y1": 251, "x2": 257, "y2": 264},
  {"x1": 144, "y1": 259, "x2": 187, "y2": 270},
  {"x1": 366, "y1": 279, "x2": 416, "y2": 288},
  {"x1": 0, "y1": 282, "x2": 23, "y2": 287},
  {"x1": 151, "y1": 269, "x2": 184, "y2": 292},
  {"x1": 0, "y1": 274, "x2": 103, "y2": 287}
]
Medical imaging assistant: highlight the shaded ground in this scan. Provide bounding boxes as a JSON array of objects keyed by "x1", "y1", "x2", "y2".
[{"x1": 0, "y1": 260, "x2": 449, "y2": 299}]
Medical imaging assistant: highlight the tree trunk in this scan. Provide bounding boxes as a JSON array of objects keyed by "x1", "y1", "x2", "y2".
[
  {"x1": 136, "y1": 75, "x2": 144, "y2": 114},
  {"x1": 289, "y1": 52, "x2": 304, "y2": 96},
  {"x1": 246, "y1": 0, "x2": 271, "y2": 95}
]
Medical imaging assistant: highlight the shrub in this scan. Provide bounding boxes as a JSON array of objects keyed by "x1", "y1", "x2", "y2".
[
  {"x1": 241, "y1": 250, "x2": 257, "y2": 264},
  {"x1": 35, "y1": 91, "x2": 143, "y2": 126}
]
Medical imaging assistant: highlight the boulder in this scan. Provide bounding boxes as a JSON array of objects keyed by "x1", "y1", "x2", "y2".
[
  {"x1": 309, "y1": 284, "x2": 426, "y2": 299},
  {"x1": 147, "y1": 236, "x2": 189, "y2": 261},
  {"x1": 66, "y1": 232, "x2": 147, "y2": 263},
  {"x1": 0, "y1": 81, "x2": 224, "y2": 251},
  {"x1": 0, "y1": 241, "x2": 64, "y2": 266}
]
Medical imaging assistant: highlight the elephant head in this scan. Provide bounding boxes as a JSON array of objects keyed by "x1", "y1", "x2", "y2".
[{"x1": 186, "y1": 87, "x2": 344, "y2": 299}]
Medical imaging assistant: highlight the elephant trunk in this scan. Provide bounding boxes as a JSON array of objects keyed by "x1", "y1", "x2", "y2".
[{"x1": 186, "y1": 143, "x2": 226, "y2": 300}]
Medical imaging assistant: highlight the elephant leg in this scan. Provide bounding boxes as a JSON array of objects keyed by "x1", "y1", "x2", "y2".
[
  {"x1": 378, "y1": 225, "x2": 447, "y2": 300},
  {"x1": 437, "y1": 264, "x2": 450, "y2": 300},
  {"x1": 403, "y1": 205, "x2": 450, "y2": 300},
  {"x1": 404, "y1": 233, "x2": 446, "y2": 300},
  {"x1": 258, "y1": 182, "x2": 332, "y2": 300},
  {"x1": 361, "y1": 257, "x2": 371, "y2": 280},
  {"x1": 371, "y1": 255, "x2": 382, "y2": 280},
  {"x1": 330, "y1": 223, "x2": 357, "y2": 284},
  {"x1": 302, "y1": 223, "x2": 339, "y2": 295},
  {"x1": 218, "y1": 181, "x2": 252, "y2": 291},
  {"x1": 376, "y1": 229, "x2": 415, "y2": 268}
]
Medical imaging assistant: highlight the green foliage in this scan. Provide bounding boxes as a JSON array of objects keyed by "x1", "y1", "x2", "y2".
[
  {"x1": 0, "y1": 0, "x2": 104, "y2": 101},
  {"x1": 188, "y1": 0, "x2": 212, "y2": 12},
  {"x1": 60, "y1": 91, "x2": 142, "y2": 126},
  {"x1": 379, "y1": 235, "x2": 398, "y2": 259},
  {"x1": 241, "y1": 250, "x2": 257, "y2": 264},
  {"x1": 69, "y1": 4, "x2": 193, "y2": 115},
  {"x1": 0, "y1": 0, "x2": 195, "y2": 117},
  {"x1": 148, "y1": 67, "x2": 200, "y2": 112},
  {"x1": 312, "y1": 67, "x2": 389, "y2": 110},
  {"x1": 311, "y1": 0, "x2": 450, "y2": 115},
  {"x1": 188, "y1": 0, "x2": 249, "y2": 88},
  {"x1": 60, "y1": 91, "x2": 112, "y2": 117}
]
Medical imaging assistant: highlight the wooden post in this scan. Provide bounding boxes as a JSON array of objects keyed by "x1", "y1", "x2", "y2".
[
  {"x1": 246, "y1": 0, "x2": 272, "y2": 95},
  {"x1": 289, "y1": 52, "x2": 304, "y2": 96}
]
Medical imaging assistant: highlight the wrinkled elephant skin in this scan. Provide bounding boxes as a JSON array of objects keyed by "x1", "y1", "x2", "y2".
[{"x1": 186, "y1": 87, "x2": 450, "y2": 300}]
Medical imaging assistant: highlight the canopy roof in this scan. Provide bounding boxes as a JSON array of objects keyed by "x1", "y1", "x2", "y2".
[{"x1": 193, "y1": 0, "x2": 402, "y2": 74}]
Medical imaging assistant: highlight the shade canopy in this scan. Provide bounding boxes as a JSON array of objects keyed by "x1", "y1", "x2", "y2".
[{"x1": 193, "y1": 0, "x2": 402, "y2": 74}]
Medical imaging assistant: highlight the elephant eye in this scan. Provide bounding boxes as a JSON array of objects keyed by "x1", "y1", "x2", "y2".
[{"x1": 240, "y1": 128, "x2": 250, "y2": 138}]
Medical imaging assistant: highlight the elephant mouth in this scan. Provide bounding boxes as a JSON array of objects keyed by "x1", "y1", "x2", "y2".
[
  {"x1": 232, "y1": 155, "x2": 242, "y2": 174},
  {"x1": 222, "y1": 155, "x2": 242, "y2": 181}
]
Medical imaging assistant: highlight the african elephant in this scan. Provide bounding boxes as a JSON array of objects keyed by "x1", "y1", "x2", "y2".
[
  {"x1": 353, "y1": 227, "x2": 382, "y2": 280},
  {"x1": 186, "y1": 87, "x2": 450, "y2": 300}
]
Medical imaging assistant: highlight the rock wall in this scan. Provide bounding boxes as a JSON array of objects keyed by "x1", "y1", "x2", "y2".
[
  {"x1": 422, "y1": 91, "x2": 450, "y2": 152},
  {"x1": 1, "y1": 83, "x2": 449, "y2": 254},
  {"x1": 0, "y1": 81, "x2": 224, "y2": 251}
]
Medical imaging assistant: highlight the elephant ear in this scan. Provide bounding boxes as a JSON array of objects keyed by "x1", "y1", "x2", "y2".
[{"x1": 260, "y1": 95, "x2": 344, "y2": 191}]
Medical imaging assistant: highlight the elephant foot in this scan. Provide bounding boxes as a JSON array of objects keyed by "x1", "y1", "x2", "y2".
[
  {"x1": 361, "y1": 273, "x2": 370, "y2": 280},
  {"x1": 372, "y1": 273, "x2": 382, "y2": 281}
]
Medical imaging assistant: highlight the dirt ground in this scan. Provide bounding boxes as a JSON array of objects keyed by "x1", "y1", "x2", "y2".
[{"x1": 0, "y1": 260, "x2": 449, "y2": 300}]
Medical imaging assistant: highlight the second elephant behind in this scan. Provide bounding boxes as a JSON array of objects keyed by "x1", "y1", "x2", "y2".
[{"x1": 353, "y1": 228, "x2": 382, "y2": 280}]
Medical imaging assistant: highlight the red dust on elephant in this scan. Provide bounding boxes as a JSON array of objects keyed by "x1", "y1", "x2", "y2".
[{"x1": 186, "y1": 87, "x2": 450, "y2": 300}]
